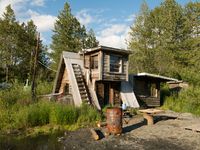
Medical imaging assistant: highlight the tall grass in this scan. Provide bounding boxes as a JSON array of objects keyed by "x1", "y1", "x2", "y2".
[
  {"x1": 0, "y1": 101, "x2": 101, "y2": 132},
  {"x1": 50, "y1": 104, "x2": 79, "y2": 125},
  {"x1": 0, "y1": 82, "x2": 101, "y2": 133},
  {"x1": 163, "y1": 86, "x2": 200, "y2": 116},
  {"x1": 27, "y1": 102, "x2": 51, "y2": 127}
]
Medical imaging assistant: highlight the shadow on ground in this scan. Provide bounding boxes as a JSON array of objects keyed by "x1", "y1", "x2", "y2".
[{"x1": 123, "y1": 115, "x2": 177, "y2": 133}]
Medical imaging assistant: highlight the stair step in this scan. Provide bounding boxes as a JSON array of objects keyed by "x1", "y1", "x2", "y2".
[
  {"x1": 77, "y1": 82, "x2": 84, "y2": 85},
  {"x1": 78, "y1": 86, "x2": 85, "y2": 89},
  {"x1": 73, "y1": 70, "x2": 81, "y2": 72},
  {"x1": 81, "y1": 96, "x2": 89, "y2": 99},
  {"x1": 80, "y1": 91, "x2": 87, "y2": 94},
  {"x1": 75, "y1": 75, "x2": 83, "y2": 78},
  {"x1": 74, "y1": 72, "x2": 82, "y2": 75},
  {"x1": 77, "y1": 81, "x2": 84, "y2": 84},
  {"x1": 79, "y1": 87, "x2": 86, "y2": 90},
  {"x1": 81, "y1": 92, "x2": 87, "y2": 95},
  {"x1": 77, "y1": 82, "x2": 84, "y2": 84}
]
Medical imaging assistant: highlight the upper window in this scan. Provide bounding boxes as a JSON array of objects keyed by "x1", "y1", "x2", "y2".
[
  {"x1": 110, "y1": 55, "x2": 122, "y2": 72},
  {"x1": 91, "y1": 55, "x2": 98, "y2": 69}
]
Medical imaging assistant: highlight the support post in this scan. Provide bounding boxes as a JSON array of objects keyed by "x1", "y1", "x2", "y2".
[
  {"x1": 31, "y1": 32, "x2": 40, "y2": 102},
  {"x1": 143, "y1": 113, "x2": 154, "y2": 125}
]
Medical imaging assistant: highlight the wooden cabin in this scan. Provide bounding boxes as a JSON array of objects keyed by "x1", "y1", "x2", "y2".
[
  {"x1": 83, "y1": 46, "x2": 130, "y2": 108},
  {"x1": 53, "y1": 46, "x2": 139, "y2": 110},
  {"x1": 129, "y1": 73, "x2": 179, "y2": 107}
]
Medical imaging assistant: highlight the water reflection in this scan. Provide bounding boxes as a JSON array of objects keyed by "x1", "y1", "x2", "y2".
[{"x1": 0, "y1": 133, "x2": 65, "y2": 150}]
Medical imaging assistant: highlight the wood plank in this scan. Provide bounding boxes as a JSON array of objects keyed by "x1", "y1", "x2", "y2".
[
  {"x1": 185, "y1": 125, "x2": 200, "y2": 132},
  {"x1": 139, "y1": 109, "x2": 164, "y2": 114}
]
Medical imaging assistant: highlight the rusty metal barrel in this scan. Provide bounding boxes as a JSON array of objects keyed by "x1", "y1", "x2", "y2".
[{"x1": 106, "y1": 107, "x2": 122, "y2": 134}]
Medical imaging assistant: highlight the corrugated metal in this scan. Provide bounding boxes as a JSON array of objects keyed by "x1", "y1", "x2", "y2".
[{"x1": 120, "y1": 81, "x2": 139, "y2": 108}]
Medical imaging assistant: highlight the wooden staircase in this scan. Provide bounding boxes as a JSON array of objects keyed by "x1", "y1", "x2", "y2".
[{"x1": 72, "y1": 64, "x2": 90, "y2": 103}]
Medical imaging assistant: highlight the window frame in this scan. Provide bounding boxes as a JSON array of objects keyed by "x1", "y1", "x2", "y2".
[
  {"x1": 109, "y1": 54, "x2": 123, "y2": 73},
  {"x1": 90, "y1": 54, "x2": 98, "y2": 69}
]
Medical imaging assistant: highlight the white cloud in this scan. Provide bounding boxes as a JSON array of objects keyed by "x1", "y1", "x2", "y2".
[
  {"x1": 126, "y1": 13, "x2": 136, "y2": 22},
  {"x1": 27, "y1": 9, "x2": 56, "y2": 32},
  {"x1": 76, "y1": 9, "x2": 93, "y2": 26},
  {"x1": 0, "y1": 0, "x2": 28, "y2": 17},
  {"x1": 0, "y1": 0, "x2": 46, "y2": 18},
  {"x1": 100, "y1": 24, "x2": 127, "y2": 37},
  {"x1": 97, "y1": 24, "x2": 130, "y2": 49},
  {"x1": 31, "y1": 0, "x2": 45, "y2": 6}
]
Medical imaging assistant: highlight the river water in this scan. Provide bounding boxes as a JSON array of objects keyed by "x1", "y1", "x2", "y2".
[{"x1": 0, "y1": 133, "x2": 65, "y2": 150}]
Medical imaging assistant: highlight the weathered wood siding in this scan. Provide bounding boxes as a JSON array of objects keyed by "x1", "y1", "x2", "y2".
[
  {"x1": 139, "y1": 97, "x2": 160, "y2": 107},
  {"x1": 84, "y1": 55, "x2": 90, "y2": 69},
  {"x1": 102, "y1": 52, "x2": 128, "y2": 81},
  {"x1": 84, "y1": 51, "x2": 129, "y2": 81},
  {"x1": 59, "y1": 69, "x2": 70, "y2": 94}
]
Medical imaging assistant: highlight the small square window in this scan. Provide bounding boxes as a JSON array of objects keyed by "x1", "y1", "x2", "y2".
[
  {"x1": 110, "y1": 55, "x2": 122, "y2": 72},
  {"x1": 91, "y1": 55, "x2": 98, "y2": 69}
]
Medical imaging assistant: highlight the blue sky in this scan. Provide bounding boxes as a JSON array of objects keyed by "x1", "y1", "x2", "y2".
[{"x1": 0, "y1": 0, "x2": 196, "y2": 49}]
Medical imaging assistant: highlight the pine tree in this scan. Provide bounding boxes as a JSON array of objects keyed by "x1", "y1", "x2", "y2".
[
  {"x1": 128, "y1": 0, "x2": 200, "y2": 83},
  {"x1": 50, "y1": 2, "x2": 98, "y2": 69},
  {"x1": 51, "y1": 3, "x2": 83, "y2": 68},
  {"x1": 0, "y1": 5, "x2": 49, "y2": 83},
  {"x1": 84, "y1": 29, "x2": 99, "y2": 49},
  {"x1": 0, "y1": 5, "x2": 19, "y2": 82},
  {"x1": 128, "y1": 1, "x2": 156, "y2": 73}
]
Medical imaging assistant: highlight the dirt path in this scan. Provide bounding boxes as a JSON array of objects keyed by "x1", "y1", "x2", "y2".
[{"x1": 60, "y1": 111, "x2": 200, "y2": 150}]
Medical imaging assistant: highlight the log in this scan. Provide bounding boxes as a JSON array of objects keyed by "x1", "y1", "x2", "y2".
[
  {"x1": 97, "y1": 122, "x2": 107, "y2": 128},
  {"x1": 90, "y1": 129, "x2": 99, "y2": 140}
]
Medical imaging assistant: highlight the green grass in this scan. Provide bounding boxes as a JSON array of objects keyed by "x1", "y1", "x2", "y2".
[
  {"x1": 163, "y1": 86, "x2": 200, "y2": 116},
  {"x1": 0, "y1": 83, "x2": 102, "y2": 135}
]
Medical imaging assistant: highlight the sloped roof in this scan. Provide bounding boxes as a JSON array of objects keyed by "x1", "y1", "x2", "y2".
[
  {"x1": 133, "y1": 72, "x2": 179, "y2": 82},
  {"x1": 63, "y1": 51, "x2": 81, "y2": 59},
  {"x1": 82, "y1": 45, "x2": 131, "y2": 55}
]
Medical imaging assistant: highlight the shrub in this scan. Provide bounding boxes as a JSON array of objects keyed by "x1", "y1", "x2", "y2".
[
  {"x1": 13, "y1": 106, "x2": 28, "y2": 129},
  {"x1": 0, "y1": 82, "x2": 31, "y2": 108},
  {"x1": 36, "y1": 81, "x2": 53, "y2": 95},
  {"x1": 163, "y1": 86, "x2": 200, "y2": 116}
]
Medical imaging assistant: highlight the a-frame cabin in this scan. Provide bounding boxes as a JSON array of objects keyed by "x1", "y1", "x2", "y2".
[{"x1": 53, "y1": 46, "x2": 139, "y2": 110}]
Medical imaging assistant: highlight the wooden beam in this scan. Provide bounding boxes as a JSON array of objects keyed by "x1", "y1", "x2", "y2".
[{"x1": 90, "y1": 128, "x2": 99, "y2": 140}]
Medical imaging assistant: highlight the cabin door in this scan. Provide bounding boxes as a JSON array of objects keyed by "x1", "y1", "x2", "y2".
[
  {"x1": 96, "y1": 82, "x2": 121, "y2": 107},
  {"x1": 96, "y1": 82, "x2": 109, "y2": 107},
  {"x1": 104, "y1": 83, "x2": 110, "y2": 106},
  {"x1": 109, "y1": 82, "x2": 121, "y2": 106}
]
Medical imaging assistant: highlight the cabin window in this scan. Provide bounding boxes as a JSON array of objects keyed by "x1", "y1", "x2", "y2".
[
  {"x1": 148, "y1": 83, "x2": 157, "y2": 97},
  {"x1": 64, "y1": 83, "x2": 70, "y2": 95},
  {"x1": 110, "y1": 55, "x2": 122, "y2": 72},
  {"x1": 91, "y1": 55, "x2": 98, "y2": 69}
]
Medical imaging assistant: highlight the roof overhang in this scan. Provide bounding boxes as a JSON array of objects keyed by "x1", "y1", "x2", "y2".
[
  {"x1": 132, "y1": 72, "x2": 180, "y2": 82},
  {"x1": 82, "y1": 45, "x2": 131, "y2": 55}
]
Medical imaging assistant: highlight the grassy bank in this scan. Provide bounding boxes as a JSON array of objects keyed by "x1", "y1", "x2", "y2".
[
  {"x1": 0, "y1": 101, "x2": 101, "y2": 136},
  {"x1": 0, "y1": 83, "x2": 101, "y2": 136},
  {"x1": 163, "y1": 86, "x2": 200, "y2": 116}
]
